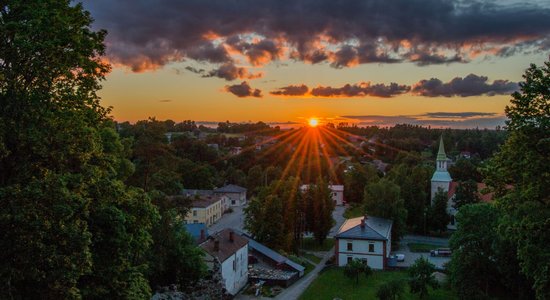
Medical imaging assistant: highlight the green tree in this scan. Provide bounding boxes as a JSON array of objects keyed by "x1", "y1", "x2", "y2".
[
  {"x1": 453, "y1": 179, "x2": 480, "y2": 209},
  {"x1": 311, "y1": 177, "x2": 335, "y2": 245},
  {"x1": 344, "y1": 259, "x2": 372, "y2": 285},
  {"x1": 484, "y1": 59, "x2": 550, "y2": 299},
  {"x1": 376, "y1": 279, "x2": 405, "y2": 300},
  {"x1": 364, "y1": 179, "x2": 407, "y2": 245},
  {"x1": 428, "y1": 188, "x2": 450, "y2": 232},
  {"x1": 0, "y1": 1, "x2": 157, "y2": 298},
  {"x1": 449, "y1": 203, "x2": 500, "y2": 300},
  {"x1": 344, "y1": 163, "x2": 379, "y2": 204},
  {"x1": 408, "y1": 257, "x2": 439, "y2": 299}
]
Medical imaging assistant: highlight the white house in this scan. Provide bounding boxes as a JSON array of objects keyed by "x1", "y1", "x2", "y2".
[
  {"x1": 200, "y1": 229, "x2": 249, "y2": 295},
  {"x1": 299, "y1": 184, "x2": 345, "y2": 206},
  {"x1": 335, "y1": 215, "x2": 392, "y2": 270},
  {"x1": 214, "y1": 184, "x2": 247, "y2": 206}
]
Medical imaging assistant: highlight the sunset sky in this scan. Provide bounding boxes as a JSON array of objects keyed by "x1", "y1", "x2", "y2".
[{"x1": 82, "y1": 0, "x2": 550, "y2": 128}]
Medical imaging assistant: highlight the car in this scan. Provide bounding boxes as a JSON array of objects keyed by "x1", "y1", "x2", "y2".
[
  {"x1": 394, "y1": 254, "x2": 405, "y2": 262},
  {"x1": 430, "y1": 248, "x2": 452, "y2": 257}
]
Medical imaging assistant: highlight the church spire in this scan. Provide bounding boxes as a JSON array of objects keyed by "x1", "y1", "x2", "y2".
[{"x1": 437, "y1": 136, "x2": 447, "y2": 161}]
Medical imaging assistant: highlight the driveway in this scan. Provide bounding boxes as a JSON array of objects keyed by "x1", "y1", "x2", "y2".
[
  {"x1": 392, "y1": 235, "x2": 451, "y2": 270},
  {"x1": 328, "y1": 205, "x2": 347, "y2": 237},
  {"x1": 209, "y1": 205, "x2": 247, "y2": 233}
]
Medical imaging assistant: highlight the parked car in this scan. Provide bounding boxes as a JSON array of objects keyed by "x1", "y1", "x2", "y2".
[
  {"x1": 430, "y1": 248, "x2": 452, "y2": 257},
  {"x1": 395, "y1": 254, "x2": 405, "y2": 262}
]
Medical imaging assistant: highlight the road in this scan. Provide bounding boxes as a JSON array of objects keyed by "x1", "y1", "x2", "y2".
[
  {"x1": 328, "y1": 205, "x2": 347, "y2": 237},
  {"x1": 209, "y1": 205, "x2": 247, "y2": 234},
  {"x1": 392, "y1": 235, "x2": 451, "y2": 269}
]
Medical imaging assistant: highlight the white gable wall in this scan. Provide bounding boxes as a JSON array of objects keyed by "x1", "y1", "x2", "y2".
[
  {"x1": 221, "y1": 245, "x2": 248, "y2": 295},
  {"x1": 337, "y1": 239, "x2": 385, "y2": 270}
]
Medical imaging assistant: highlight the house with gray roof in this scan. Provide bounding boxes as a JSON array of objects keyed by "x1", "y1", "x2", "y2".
[
  {"x1": 214, "y1": 184, "x2": 247, "y2": 206},
  {"x1": 335, "y1": 215, "x2": 392, "y2": 270}
]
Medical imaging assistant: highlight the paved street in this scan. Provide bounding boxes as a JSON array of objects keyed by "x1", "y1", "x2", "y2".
[
  {"x1": 328, "y1": 205, "x2": 347, "y2": 237},
  {"x1": 209, "y1": 205, "x2": 247, "y2": 234},
  {"x1": 392, "y1": 235, "x2": 451, "y2": 269}
]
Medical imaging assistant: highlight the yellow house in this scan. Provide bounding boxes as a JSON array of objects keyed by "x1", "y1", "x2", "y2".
[{"x1": 184, "y1": 195, "x2": 225, "y2": 227}]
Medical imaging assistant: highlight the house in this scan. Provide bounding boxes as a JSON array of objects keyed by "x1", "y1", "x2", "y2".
[
  {"x1": 184, "y1": 195, "x2": 225, "y2": 227},
  {"x1": 230, "y1": 146, "x2": 242, "y2": 155},
  {"x1": 238, "y1": 232, "x2": 305, "y2": 287},
  {"x1": 214, "y1": 184, "x2": 247, "y2": 206},
  {"x1": 200, "y1": 229, "x2": 249, "y2": 295},
  {"x1": 299, "y1": 184, "x2": 345, "y2": 206},
  {"x1": 184, "y1": 223, "x2": 209, "y2": 244},
  {"x1": 446, "y1": 181, "x2": 495, "y2": 230},
  {"x1": 335, "y1": 215, "x2": 393, "y2": 270},
  {"x1": 182, "y1": 189, "x2": 230, "y2": 212}
]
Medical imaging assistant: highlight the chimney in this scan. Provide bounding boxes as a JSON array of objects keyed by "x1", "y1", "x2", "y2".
[
  {"x1": 360, "y1": 217, "x2": 366, "y2": 229},
  {"x1": 200, "y1": 229, "x2": 205, "y2": 241},
  {"x1": 214, "y1": 239, "x2": 220, "y2": 252},
  {"x1": 229, "y1": 231, "x2": 234, "y2": 242}
]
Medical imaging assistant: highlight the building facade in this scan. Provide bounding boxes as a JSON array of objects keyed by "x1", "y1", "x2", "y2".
[
  {"x1": 184, "y1": 195, "x2": 227, "y2": 227},
  {"x1": 200, "y1": 229, "x2": 249, "y2": 295},
  {"x1": 335, "y1": 216, "x2": 392, "y2": 270},
  {"x1": 214, "y1": 184, "x2": 247, "y2": 206}
]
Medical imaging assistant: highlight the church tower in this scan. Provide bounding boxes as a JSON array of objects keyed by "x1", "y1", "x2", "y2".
[{"x1": 431, "y1": 136, "x2": 452, "y2": 201}]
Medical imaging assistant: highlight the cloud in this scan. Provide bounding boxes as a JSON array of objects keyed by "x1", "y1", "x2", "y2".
[
  {"x1": 270, "y1": 84, "x2": 309, "y2": 96},
  {"x1": 342, "y1": 112, "x2": 507, "y2": 128},
  {"x1": 83, "y1": 0, "x2": 550, "y2": 72},
  {"x1": 158, "y1": 99, "x2": 172, "y2": 103},
  {"x1": 310, "y1": 82, "x2": 410, "y2": 98},
  {"x1": 412, "y1": 74, "x2": 519, "y2": 97},
  {"x1": 186, "y1": 63, "x2": 262, "y2": 81},
  {"x1": 224, "y1": 81, "x2": 263, "y2": 98}
]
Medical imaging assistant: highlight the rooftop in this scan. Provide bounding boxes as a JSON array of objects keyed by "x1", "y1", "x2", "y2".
[
  {"x1": 200, "y1": 229, "x2": 248, "y2": 262},
  {"x1": 431, "y1": 170, "x2": 452, "y2": 182},
  {"x1": 190, "y1": 195, "x2": 222, "y2": 208},
  {"x1": 214, "y1": 184, "x2": 247, "y2": 193},
  {"x1": 336, "y1": 216, "x2": 392, "y2": 241}
]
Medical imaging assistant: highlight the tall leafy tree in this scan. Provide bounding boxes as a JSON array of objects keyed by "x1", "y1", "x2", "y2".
[
  {"x1": 408, "y1": 257, "x2": 439, "y2": 299},
  {"x1": 344, "y1": 259, "x2": 372, "y2": 285},
  {"x1": 428, "y1": 188, "x2": 450, "y2": 232},
  {"x1": 364, "y1": 179, "x2": 407, "y2": 245},
  {"x1": 453, "y1": 179, "x2": 480, "y2": 209},
  {"x1": 310, "y1": 177, "x2": 335, "y2": 245},
  {"x1": 484, "y1": 59, "x2": 550, "y2": 299},
  {"x1": 0, "y1": 1, "x2": 156, "y2": 298}
]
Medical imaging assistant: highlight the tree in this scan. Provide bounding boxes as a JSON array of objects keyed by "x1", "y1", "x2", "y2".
[
  {"x1": 408, "y1": 257, "x2": 439, "y2": 299},
  {"x1": 310, "y1": 177, "x2": 335, "y2": 245},
  {"x1": 377, "y1": 279, "x2": 405, "y2": 300},
  {"x1": 428, "y1": 188, "x2": 450, "y2": 232},
  {"x1": 344, "y1": 259, "x2": 372, "y2": 285},
  {"x1": 344, "y1": 163, "x2": 379, "y2": 204},
  {"x1": 453, "y1": 179, "x2": 480, "y2": 209},
  {"x1": 364, "y1": 179, "x2": 407, "y2": 245},
  {"x1": 449, "y1": 203, "x2": 500, "y2": 300},
  {"x1": 484, "y1": 59, "x2": 550, "y2": 299}
]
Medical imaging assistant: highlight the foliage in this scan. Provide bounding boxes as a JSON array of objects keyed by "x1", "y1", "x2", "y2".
[
  {"x1": 377, "y1": 279, "x2": 405, "y2": 300},
  {"x1": 427, "y1": 188, "x2": 450, "y2": 232},
  {"x1": 452, "y1": 179, "x2": 480, "y2": 209},
  {"x1": 408, "y1": 257, "x2": 439, "y2": 299},
  {"x1": 344, "y1": 163, "x2": 379, "y2": 204},
  {"x1": 448, "y1": 203, "x2": 500, "y2": 300},
  {"x1": 364, "y1": 178, "x2": 407, "y2": 245},
  {"x1": 484, "y1": 59, "x2": 550, "y2": 299},
  {"x1": 344, "y1": 259, "x2": 372, "y2": 285}
]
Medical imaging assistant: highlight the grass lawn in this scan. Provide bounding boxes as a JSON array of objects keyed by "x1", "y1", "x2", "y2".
[
  {"x1": 300, "y1": 268, "x2": 457, "y2": 300},
  {"x1": 344, "y1": 204, "x2": 365, "y2": 219},
  {"x1": 301, "y1": 238, "x2": 335, "y2": 252},
  {"x1": 408, "y1": 243, "x2": 439, "y2": 253},
  {"x1": 302, "y1": 252, "x2": 322, "y2": 264},
  {"x1": 288, "y1": 255, "x2": 316, "y2": 275}
]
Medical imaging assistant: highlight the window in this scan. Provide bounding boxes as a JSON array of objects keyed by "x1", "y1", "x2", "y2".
[
  {"x1": 369, "y1": 244, "x2": 375, "y2": 253},
  {"x1": 347, "y1": 257, "x2": 353, "y2": 264},
  {"x1": 231, "y1": 200, "x2": 236, "y2": 205},
  {"x1": 450, "y1": 215, "x2": 455, "y2": 225},
  {"x1": 233, "y1": 259, "x2": 236, "y2": 271},
  {"x1": 347, "y1": 242, "x2": 353, "y2": 251},
  {"x1": 193, "y1": 220, "x2": 198, "y2": 224},
  {"x1": 193, "y1": 210, "x2": 197, "y2": 216}
]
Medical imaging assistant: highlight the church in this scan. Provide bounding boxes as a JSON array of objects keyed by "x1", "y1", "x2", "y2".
[{"x1": 430, "y1": 137, "x2": 494, "y2": 230}]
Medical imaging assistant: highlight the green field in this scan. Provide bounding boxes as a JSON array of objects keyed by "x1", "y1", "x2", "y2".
[
  {"x1": 302, "y1": 252, "x2": 323, "y2": 264},
  {"x1": 300, "y1": 268, "x2": 457, "y2": 300},
  {"x1": 407, "y1": 243, "x2": 440, "y2": 253}
]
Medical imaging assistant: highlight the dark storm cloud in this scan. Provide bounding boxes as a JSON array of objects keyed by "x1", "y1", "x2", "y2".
[
  {"x1": 185, "y1": 63, "x2": 262, "y2": 81},
  {"x1": 270, "y1": 84, "x2": 309, "y2": 96},
  {"x1": 412, "y1": 74, "x2": 519, "y2": 97},
  {"x1": 82, "y1": 0, "x2": 550, "y2": 72},
  {"x1": 310, "y1": 82, "x2": 410, "y2": 98},
  {"x1": 224, "y1": 81, "x2": 263, "y2": 98}
]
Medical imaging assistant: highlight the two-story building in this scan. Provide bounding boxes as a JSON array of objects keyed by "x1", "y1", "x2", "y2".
[
  {"x1": 214, "y1": 184, "x2": 247, "y2": 206},
  {"x1": 184, "y1": 195, "x2": 226, "y2": 227},
  {"x1": 300, "y1": 184, "x2": 345, "y2": 206},
  {"x1": 200, "y1": 229, "x2": 249, "y2": 295},
  {"x1": 335, "y1": 215, "x2": 392, "y2": 270}
]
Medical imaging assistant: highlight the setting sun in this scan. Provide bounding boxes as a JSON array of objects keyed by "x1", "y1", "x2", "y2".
[{"x1": 308, "y1": 118, "x2": 319, "y2": 127}]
